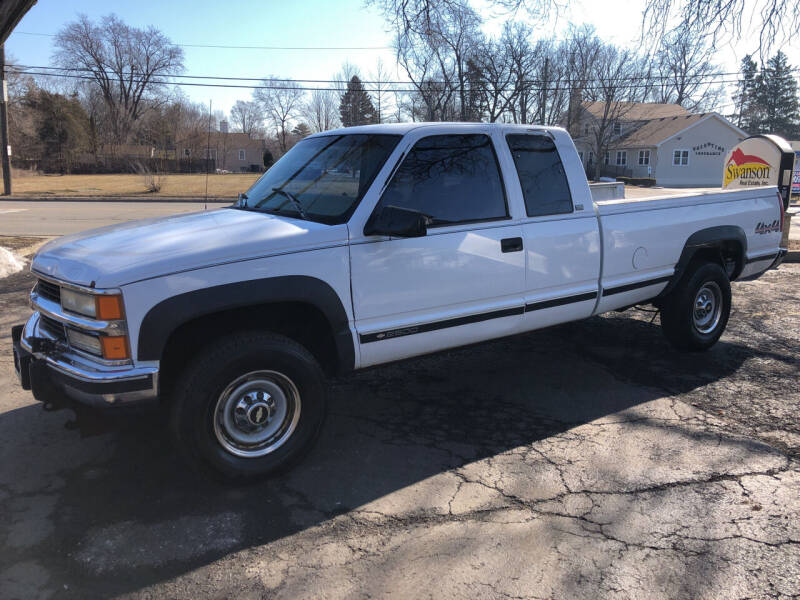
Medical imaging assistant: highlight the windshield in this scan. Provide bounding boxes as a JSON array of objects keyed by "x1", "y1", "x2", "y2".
[{"x1": 239, "y1": 134, "x2": 402, "y2": 224}]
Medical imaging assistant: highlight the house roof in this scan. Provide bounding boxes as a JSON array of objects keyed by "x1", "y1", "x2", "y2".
[
  {"x1": 615, "y1": 113, "x2": 746, "y2": 148},
  {"x1": 617, "y1": 113, "x2": 707, "y2": 147},
  {"x1": 581, "y1": 101, "x2": 691, "y2": 121}
]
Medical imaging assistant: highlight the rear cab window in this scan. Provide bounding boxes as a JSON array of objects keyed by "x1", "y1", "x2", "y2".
[
  {"x1": 506, "y1": 134, "x2": 574, "y2": 217},
  {"x1": 377, "y1": 133, "x2": 508, "y2": 226}
]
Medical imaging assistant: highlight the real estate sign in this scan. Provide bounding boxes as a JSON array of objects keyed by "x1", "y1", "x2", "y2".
[
  {"x1": 793, "y1": 151, "x2": 800, "y2": 196},
  {"x1": 723, "y1": 134, "x2": 795, "y2": 210}
]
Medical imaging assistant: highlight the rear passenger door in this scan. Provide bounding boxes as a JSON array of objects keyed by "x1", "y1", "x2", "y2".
[
  {"x1": 502, "y1": 132, "x2": 601, "y2": 331},
  {"x1": 350, "y1": 130, "x2": 526, "y2": 368}
]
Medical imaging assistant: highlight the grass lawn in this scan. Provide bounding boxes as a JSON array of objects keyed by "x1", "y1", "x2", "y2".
[{"x1": 8, "y1": 173, "x2": 262, "y2": 197}]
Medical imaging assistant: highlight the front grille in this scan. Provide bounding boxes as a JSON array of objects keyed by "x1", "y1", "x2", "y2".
[
  {"x1": 39, "y1": 314, "x2": 67, "y2": 342},
  {"x1": 36, "y1": 279, "x2": 61, "y2": 304}
]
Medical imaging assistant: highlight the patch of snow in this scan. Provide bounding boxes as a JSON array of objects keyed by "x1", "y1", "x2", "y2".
[{"x1": 0, "y1": 247, "x2": 25, "y2": 278}]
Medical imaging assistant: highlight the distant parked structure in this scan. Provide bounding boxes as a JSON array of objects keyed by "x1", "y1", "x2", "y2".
[
  {"x1": 179, "y1": 130, "x2": 267, "y2": 173},
  {"x1": 571, "y1": 102, "x2": 748, "y2": 187}
]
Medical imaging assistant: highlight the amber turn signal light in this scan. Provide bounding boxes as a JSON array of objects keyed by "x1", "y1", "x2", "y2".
[
  {"x1": 101, "y1": 336, "x2": 130, "y2": 360},
  {"x1": 95, "y1": 295, "x2": 124, "y2": 320}
]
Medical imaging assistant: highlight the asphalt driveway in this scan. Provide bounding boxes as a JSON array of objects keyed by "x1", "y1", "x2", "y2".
[{"x1": 0, "y1": 253, "x2": 798, "y2": 599}]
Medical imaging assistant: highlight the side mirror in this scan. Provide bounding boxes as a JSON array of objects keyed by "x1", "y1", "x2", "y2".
[{"x1": 364, "y1": 205, "x2": 431, "y2": 238}]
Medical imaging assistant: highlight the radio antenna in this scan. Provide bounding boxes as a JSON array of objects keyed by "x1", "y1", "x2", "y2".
[{"x1": 204, "y1": 99, "x2": 212, "y2": 210}]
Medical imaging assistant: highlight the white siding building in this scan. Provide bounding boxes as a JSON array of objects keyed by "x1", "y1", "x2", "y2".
[{"x1": 572, "y1": 103, "x2": 748, "y2": 187}]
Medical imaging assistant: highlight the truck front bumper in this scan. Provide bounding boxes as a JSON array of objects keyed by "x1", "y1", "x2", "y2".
[{"x1": 11, "y1": 313, "x2": 159, "y2": 409}]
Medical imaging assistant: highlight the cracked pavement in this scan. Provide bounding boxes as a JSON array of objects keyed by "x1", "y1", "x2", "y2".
[{"x1": 0, "y1": 249, "x2": 798, "y2": 599}]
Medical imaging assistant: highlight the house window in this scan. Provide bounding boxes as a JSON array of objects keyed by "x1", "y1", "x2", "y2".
[
  {"x1": 238, "y1": 149, "x2": 246, "y2": 161},
  {"x1": 184, "y1": 148, "x2": 191, "y2": 157},
  {"x1": 616, "y1": 151, "x2": 627, "y2": 166},
  {"x1": 203, "y1": 148, "x2": 217, "y2": 160},
  {"x1": 613, "y1": 122, "x2": 621, "y2": 135},
  {"x1": 673, "y1": 149, "x2": 689, "y2": 166},
  {"x1": 638, "y1": 150, "x2": 650, "y2": 165},
  {"x1": 604, "y1": 151, "x2": 610, "y2": 165}
]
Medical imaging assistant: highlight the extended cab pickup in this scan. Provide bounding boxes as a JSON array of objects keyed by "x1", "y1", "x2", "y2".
[{"x1": 11, "y1": 123, "x2": 787, "y2": 480}]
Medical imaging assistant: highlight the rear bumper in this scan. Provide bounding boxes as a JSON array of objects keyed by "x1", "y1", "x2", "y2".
[{"x1": 12, "y1": 313, "x2": 159, "y2": 409}]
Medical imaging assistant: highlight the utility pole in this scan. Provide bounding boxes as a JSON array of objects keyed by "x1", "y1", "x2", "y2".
[{"x1": 0, "y1": 44, "x2": 11, "y2": 195}]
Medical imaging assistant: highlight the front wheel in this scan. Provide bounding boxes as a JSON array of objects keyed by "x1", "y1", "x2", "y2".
[
  {"x1": 660, "y1": 262, "x2": 732, "y2": 352},
  {"x1": 170, "y1": 332, "x2": 327, "y2": 481}
]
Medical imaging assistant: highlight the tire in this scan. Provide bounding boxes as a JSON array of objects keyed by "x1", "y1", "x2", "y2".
[
  {"x1": 169, "y1": 332, "x2": 327, "y2": 482},
  {"x1": 660, "y1": 261, "x2": 732, "y2": 352}
]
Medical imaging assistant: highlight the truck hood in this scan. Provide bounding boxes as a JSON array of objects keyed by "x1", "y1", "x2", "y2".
[{"x1": 32, "y1": 208, "x2": 349, "y2": 288}]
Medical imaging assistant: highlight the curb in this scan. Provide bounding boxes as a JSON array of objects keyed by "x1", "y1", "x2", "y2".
[{"x1": 0, "y1": 196, "x2": 232, "y2": 203}]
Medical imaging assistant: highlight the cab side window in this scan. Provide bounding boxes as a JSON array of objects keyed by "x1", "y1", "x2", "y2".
[
  {"x1": 506, "y1": 134, "x2": 573, "y2": 217},
  {"x1": 378, "y1": 134, "x2": 508, "y2": 225}
]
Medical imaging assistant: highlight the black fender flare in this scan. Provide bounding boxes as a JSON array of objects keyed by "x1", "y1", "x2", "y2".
[
  {"x1": 137, "y1": 276, "x2": 354, "y2": 371},
  {"x1": 660, "y1": 226, "x2": 748, "y2": 297}
]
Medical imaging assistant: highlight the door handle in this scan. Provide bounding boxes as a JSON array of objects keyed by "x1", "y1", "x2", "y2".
[{"x1": 501, "y1": 237, "x2": 523, "y2": 253}]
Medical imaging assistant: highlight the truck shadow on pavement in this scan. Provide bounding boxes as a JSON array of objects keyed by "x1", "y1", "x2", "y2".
[{"x1": 1, "y1": 313, "x2": 793, "y2": 597}]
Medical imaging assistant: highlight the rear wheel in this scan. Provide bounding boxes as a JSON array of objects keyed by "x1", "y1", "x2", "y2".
[
  {"x1": 170, "y1": 332, "x2": 327, "y2": 481},
  {"x1": 660, "y1": 262, "x2": 731, "y2": 352}
]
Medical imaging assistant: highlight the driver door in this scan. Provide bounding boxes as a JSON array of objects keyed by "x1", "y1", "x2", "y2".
[{"x1": 349, "y1": 128, "x2": 526, "y2": 368}]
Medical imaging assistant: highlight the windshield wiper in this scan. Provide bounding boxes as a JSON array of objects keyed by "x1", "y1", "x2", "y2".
[{"x1": 272, "y1": 188, "x2": 308, "y2": 220}]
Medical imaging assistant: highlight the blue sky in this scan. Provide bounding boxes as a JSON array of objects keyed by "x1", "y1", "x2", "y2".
[
  {"x1": 6, "y1": 0, "x2": 798, "y2": 116},
  {"x1": 6, "y1": 0, "x2": 399, "y2": 113}
]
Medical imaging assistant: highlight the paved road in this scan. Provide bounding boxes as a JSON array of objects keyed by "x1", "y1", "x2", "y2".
[
  {"x1": 0, "y1": 201, "x2": 221, "y2": 236},
  {"x1": 0, "y1": 250, "x2": 798, "y2": 598}
]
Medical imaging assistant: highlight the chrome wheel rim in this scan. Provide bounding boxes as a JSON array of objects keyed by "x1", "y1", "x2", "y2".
[
  {"x1": 213, "y1": 370, "x2": 301, "y2": 458},
  {"x1": 692, "y1": 282, "x2": 722, "y2": 335}
]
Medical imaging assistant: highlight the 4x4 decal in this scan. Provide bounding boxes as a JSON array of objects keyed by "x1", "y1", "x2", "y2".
[{"x1": 755, "y1": 220, "x2": 780, "y2": 235}]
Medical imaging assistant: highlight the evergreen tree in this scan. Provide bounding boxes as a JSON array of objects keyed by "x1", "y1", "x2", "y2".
[
  {"x1": 733, "y1": 55, "x2": 759, "y2": 131},
  {"x1": 339, "y1": 76, "x2": 378, "y2": 127},
  {"x1": 754, "y1": 51, "x2": 800, "y2": 139},
  {"x1": 26, "y1": 90, "x2": 90, "y2": 173},
  {"x1": 263, "y1": 149, "x2": 274, "y2": 169},
  {"x1": 291, "y1": 122, "x2": 311, "y2": 137}
]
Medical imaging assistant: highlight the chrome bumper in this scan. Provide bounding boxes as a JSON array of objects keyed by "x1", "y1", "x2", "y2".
[{"x1": 15, "y1": 313, "x2": 159, "y2": 408}]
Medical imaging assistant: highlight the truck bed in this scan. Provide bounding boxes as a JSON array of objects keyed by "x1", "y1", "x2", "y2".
[{"x1": 591, "y1": 185, "x2": 783, "y2": 315}]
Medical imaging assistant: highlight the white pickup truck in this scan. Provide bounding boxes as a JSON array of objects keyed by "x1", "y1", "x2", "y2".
[{"x1": 11, "y1": 123, "x2": 787, "y2": 480}]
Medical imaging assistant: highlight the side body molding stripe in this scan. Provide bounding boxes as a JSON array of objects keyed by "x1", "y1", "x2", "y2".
[
  {"x1": 137, "y1": 276, "x2": 355, "y2": 372},
  {"x1": 601, "y1": 275, "x2": 672, "y2": 296},
  {"x1": 359, "y1": 290, "x2": 599, "y2": 344}
]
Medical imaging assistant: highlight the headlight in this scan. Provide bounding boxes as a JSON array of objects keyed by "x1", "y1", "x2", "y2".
[
  {"x1": 61, "y1": 288, "x2": 97, "y2": 318},
  {"x1": 60, "y1": 289, "x2": 124, "y2": 320},
  {"x1": 66, "y1": 328, "x2": 103, "y2": 356}
]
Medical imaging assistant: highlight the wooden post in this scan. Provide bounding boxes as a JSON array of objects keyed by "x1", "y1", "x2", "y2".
[{"x1": 0, "y1": 44, "x2": 12, "y2": 195}]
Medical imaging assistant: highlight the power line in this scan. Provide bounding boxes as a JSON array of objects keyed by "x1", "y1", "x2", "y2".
[
  {"x1": 14, "y1": 31, "x2": 393, "y2": 51},
  {"x1": 9, "y1": 63, "x2": 792, "y2": 88},
  {"x1": 6, "y1": 67, "x2": 757, "y2": 94}
]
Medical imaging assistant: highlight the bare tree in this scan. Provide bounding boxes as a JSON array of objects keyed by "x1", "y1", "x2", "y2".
[
  {"x1": 230, "y1": 100, "x2": 264, "y2": 138},
  {"x1": 53, "y1": 14, "x2": 184, "y2": 144},
  {"x1": 560, "y1": 25, "x2": 603, "y2": 133},
  {"x1": 473, "y1": 33, "x2": 517, "y2": 122},
  {"x1": 584, "y1": 44, "x2": 650, "y2": 179},
  {"x1": 369, "y1": 57, "x2": 393, "y2": 124},
  {"x1": 641, "y1": 0, "x2": 800, "y2": 57},
  {"x1": 373, "y1": 0, "x2": 798, "y2": 57},
  {"x1": 394, "y1": 0, "x2": 483, "y2": 121},
  {"x1": 650, "y1": 25, "x2": 724, "y2": 111},
  {"x1": 254, "y1": 78, "x2": 305, "y2": 153},
  {"x1": 303, "y1": 89, "x2": 339, "y2": 132},
  {"x1": 396, "y1": 38, "x2": 456, "y2": 121}
]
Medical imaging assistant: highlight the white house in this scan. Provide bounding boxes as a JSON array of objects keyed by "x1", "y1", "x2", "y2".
[{"x1": 572, "y1": 102, "x2": 748, "y2": 187}]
